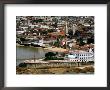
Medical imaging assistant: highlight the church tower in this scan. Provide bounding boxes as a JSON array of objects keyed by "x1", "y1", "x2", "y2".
[
  {"x1": 72, "y1": 24, "x2": 76, "y2": 35},
  {"x1": 65, "y1": 21, "x2": 68, "y2": 35}
]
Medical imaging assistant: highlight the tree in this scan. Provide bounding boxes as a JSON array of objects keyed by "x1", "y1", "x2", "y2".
[
  {"x1": 19, "y1": 63, "x2": 27, "y2": 67},
  {"x1": 79, "y1": 38, "x2": 85, "y2": 46},
  {"x1": 47, "y1": 29, "x2": 54, "y2": 33},
  {"x1": 42, "y1": 30, "x2": 48, "y2": 35},
  {"x1": 20, "y1": 37, "x2": 26, "y2": 41},
  {"x1": 68, "y1": 30, "x2": 73, "y2": 39},
  {"x1": 87, "y1": 37, "x2": 94, "y2": 44},
  {"x1": 35, "y1": 19, "x2": 43, "y2": 23},
  {"x1": 74, "y1": 30, "x2": 80, "y2": 37},
  {"x1": 53, "y1": 38, "x2": 60, "y2": 47},
  {"x1": 68, "y1": 30, "x2": 73, "y2": 36},
  {"x1": 52, "y1": 23, "x2": 57, "y2": 28},
  {"x1": 45, "y1": 52, "x2": 56, "y2": 58}
]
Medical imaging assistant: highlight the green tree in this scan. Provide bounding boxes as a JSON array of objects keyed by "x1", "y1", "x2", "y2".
[
  {"x1": 47, "y1": 29, "x2": 54, "y2": 33},
  {"x1": 42, "y1": 30, "x2": 48, "y2": 35},
  {"x1": 45, "y1": 52, "x2": 56, "y2": 58},
  {"x1": 79, "y1": 38, "x2": 85, "y2": 46},
  {"x1": 20, "y1": 37, "x2": 26, "y2": 41}
]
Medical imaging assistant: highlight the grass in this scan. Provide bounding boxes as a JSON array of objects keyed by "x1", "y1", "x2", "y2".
[{"x1": 16, "y1": 65, "x2": 94, "y2": 74}]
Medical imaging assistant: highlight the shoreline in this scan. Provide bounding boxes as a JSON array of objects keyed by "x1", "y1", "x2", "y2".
[
  {"x1": 16, "y1": 43, "x2": 44, "y2": 49},
  {"x1": 16, "y1": 43, "x2": 68, "y2": 52}
]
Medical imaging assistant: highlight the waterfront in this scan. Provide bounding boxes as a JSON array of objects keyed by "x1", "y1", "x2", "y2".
[
  {"x1": 16, "y1": 46, "x2": 94, "y2": 74},
  {"x1": 16, "y1": 16, "x2": 94, "y2": 74},
  {"x1": 16, "y1": 46, "x2": 47, "y2": 66}
]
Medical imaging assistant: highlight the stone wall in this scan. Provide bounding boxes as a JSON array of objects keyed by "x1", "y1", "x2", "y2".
[{"x1": 26, "y1": 62, "x2": 82, "y2": 68}]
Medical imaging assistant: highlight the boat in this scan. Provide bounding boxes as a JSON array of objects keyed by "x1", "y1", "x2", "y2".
[
  {"x1": 31, "y1": 39, "x2": 45, "y2": 47},
  {"x1": 20, "y1": 41, "x2": 31, "y2": 46}
]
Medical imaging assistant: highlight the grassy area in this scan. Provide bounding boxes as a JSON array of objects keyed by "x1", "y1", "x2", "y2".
[{"x1": 16, "y1": 65, "x2": 94, "y2": 74}]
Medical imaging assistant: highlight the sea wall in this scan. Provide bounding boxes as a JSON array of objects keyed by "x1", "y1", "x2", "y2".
[{"x1": 25, "y1": 62, "x2": 89, "y2": 68}]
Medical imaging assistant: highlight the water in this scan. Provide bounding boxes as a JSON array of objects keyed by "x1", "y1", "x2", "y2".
[{"x1": 16, "y1": 46, "x2": 47, "y2": 66}]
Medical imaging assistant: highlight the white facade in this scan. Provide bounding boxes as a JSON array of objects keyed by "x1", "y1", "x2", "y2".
[
  {"x1": 29, "y1": 25, "x2": 39, "y2": 28},
  {"x1": 65, "y1": 49, "x2": 94, "y2": 62},
  {"x1": 16, "y1": 31, "x2": 25, "y2": 34}
]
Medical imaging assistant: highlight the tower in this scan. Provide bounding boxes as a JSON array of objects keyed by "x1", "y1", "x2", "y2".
[
  {"x1": 72, "y1": 24, "x2": 76, "y2": 35},
  {"x1": 65, "y1": 21, "x2": 68, "y2": 34},
  {"x1": 89, "y1": 48, "x2": 93, "y2": 53}
]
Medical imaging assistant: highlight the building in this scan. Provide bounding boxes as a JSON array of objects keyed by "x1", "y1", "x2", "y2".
[{"x1": 65, "y1": 48, "x2": 94, "y2": 62}]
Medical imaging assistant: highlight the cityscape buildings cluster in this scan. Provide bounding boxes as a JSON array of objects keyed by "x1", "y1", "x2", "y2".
[{"x1": 16, "y1": 16, "x2": 94, "y2": 63}]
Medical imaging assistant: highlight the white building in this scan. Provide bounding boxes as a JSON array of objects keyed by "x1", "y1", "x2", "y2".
[
  {"x1": 29, "y1": 25, "x2": 39, "y2": 28},
  {"x1": 65, "y1": 48, "x2": 94, "y2": 62},
  {"x1": 16, "y1": 31, "x2": 25, "y2": 35}
]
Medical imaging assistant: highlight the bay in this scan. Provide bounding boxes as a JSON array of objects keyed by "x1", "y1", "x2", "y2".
[{"x1": 16, "y1": 46, "x2": 47, "y2": 66}]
